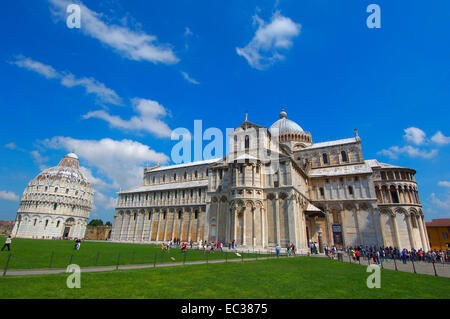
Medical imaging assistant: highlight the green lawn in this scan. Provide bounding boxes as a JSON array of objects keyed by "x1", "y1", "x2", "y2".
[
  {"x1": 0, "y1": 257, "x2": 449, "y2": 298},
  {"x1": 0, "y1": 237, "x2": 267, "y2": 270}
]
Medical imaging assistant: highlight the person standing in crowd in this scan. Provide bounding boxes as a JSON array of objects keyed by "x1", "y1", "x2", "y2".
[
  {"x1": 401, "y1": 249, "x2": 407, "y2": 264},
  {"x1": 276, "y1": 244, "x2": 280, "y2": 257},
  {"x1": 1, "y1": 235, "x2": 12, "y2": 251},
  {"x1": 355, "y1": 249, "x2": 360, "y2": 262}
]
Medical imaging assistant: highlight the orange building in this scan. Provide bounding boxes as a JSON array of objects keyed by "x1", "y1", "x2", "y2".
[{"x1": 425, "y1": 219, "x2": 450, "y2": 250}]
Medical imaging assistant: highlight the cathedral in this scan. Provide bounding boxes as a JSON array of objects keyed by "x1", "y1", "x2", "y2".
[
  {"x1": 111, "y1": 110, "x2": 430, "y2": 253},
  {"x1": 12, "y1": 153, "x2": 93, "y2": 239}
]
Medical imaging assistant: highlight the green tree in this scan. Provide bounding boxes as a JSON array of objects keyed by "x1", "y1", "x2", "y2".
[
  {"x1": 88, "y1": 219, "x2": 103, "y2": 227},
  {"x1": 105, "y1": 221, "x2": 112, "y2": 226}
]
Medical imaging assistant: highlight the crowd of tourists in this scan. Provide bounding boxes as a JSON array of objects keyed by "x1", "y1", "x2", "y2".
[
  {"x1": 345, "y1": 245, "x2": 449, "y2": 265},
  {"x1": 160, "y1": 238, "x2": 232, "y2": 254}
]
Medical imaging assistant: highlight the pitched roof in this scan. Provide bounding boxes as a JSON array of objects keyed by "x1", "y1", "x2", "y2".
[
  {"x1": 148, "y1": 158, "x2": 222, "y2": 172},
  {"x1": 365, "y1": 159, "x2": 404, "y2": 169},
  {"x1": 425, "y1": 219, "x2": 450, "y2": 227},
  {"x1": 309, "y1": 163, "x2": 373, "y2": 177},
  {"x1": 119, "y1": 180, "x2": 208, "y2": 194},
  {"x1": 302, "y1": 137, "x2": 359, "y2": 150}
]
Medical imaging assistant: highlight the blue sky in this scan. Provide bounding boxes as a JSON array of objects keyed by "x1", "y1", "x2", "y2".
[{"x1": 0, "y1": 0, "x2": 449, "y2": 223}]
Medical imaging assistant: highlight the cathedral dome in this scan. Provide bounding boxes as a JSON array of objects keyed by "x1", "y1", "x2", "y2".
[{"x1": 269, "y1": 109, "x2": 304, "y2": 135}]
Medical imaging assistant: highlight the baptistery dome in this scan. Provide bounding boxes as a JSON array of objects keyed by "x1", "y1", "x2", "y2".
[{"x1": 11, "y1": 153, "x2": 94, "y2": 239}]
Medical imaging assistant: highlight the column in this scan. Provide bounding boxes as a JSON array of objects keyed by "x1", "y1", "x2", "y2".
[
  {"x1": 119, "y1": 213, "x2": 126, "y2": 241},
  {"x1": 162, "y1": 212, "x2": 168, "y2": 241},
  {"x1": 242, "y1": 205, "x2": 247, "y2": 245},
  {"x1": 155, "y1": 212, "x2": 161, "y2": 242},
  {"x1": 126, "y1": 212, "x2": 132, "y2": 241},
  {"x1": 287, "y1": 194, "x2": 298, "y2": 248},
  {"x1": 148, "y1": 210, "x2": 154, "y2": 242},
  {"x1": 141, "y1": 212, "x2": 146, "y2": 241},
  {"x1": 355, "y1": 207, "x2": 363, "y2": 245},
  {"x1": 261, "y1": 207, "x2": 266, "y2": 248},
  {"x1": 233, "y1": 207, "x2": 237, "y2": 242},
  {"x1": 195, "y1": 211, "x2": 200, "y2": 242},
  {"x1": 405, "y1": 213, "x2": 415, "y2": 249},
  {"x1": 325, "y1": 211, "x2": 333, "y2": 246},
  {"x1": 187, "y1": 210, "x2": 192, "y2": 242},
  {"x1": 339, "y1": 210, "x2": 347, "y2": 248},
  {"x1": 417, "y1": 215, "x2": 427, "y2": 250},
  {"x1": 204, "y1": 204, "x2": 211, "y2": 242},
  {"x1": 369, "y1": 209, "x2": 381, "y2": 247},
  {"x1": 391, "y1": 214, "x2": 401, "y2": 249},
  {"x1": 215, "y1": 202, "x2": 220, "y2": 243},
  {"x1": 179, "y1": 209, "x2": 184, "y2": 241},
  {"x1": 252, "y1": 207, "x2": 256, "y2": 247},
  {"x1": 378, "y1": 210, "x2": 386, "y2": 247},
  {"x1": 421, "y1": 217, "x2": 430, "y2": 250},
  {"x1": 275, "y1": 195, "x2": 281, "y2": 245},
  {"x1": 170, "y1": 211, "x2": 176, "y2": 240},
  {"x1": 133, "y1": 212, "x2": 139, "y2": 241},
  {"x1": 226, "y1": 208, "x2": 231, "y2": 244}
]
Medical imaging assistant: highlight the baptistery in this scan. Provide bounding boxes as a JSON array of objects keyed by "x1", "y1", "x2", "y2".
[{"x1": 11, "y1": 153, "x2": 94, "y2": 239}]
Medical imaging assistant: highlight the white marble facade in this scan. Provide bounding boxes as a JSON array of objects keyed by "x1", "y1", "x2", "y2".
[
  {"x1": 12, "y1": 153, "x2": 93, "y2": 239},
  {"x1": 112, "y1": 110, "x2": 429, "y2": 252}
]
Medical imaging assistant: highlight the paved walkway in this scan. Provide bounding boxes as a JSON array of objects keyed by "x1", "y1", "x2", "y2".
[
  {"x1": 338, "y1": 253, "x2": 450, "y2": 278},
  {"x1": 3, "y1": 255, "x2": 280, "y2": 277}
]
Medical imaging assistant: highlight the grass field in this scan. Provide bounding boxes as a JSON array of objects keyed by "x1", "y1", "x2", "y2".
[
  {"x1": 0, "y1": 237, "x2": 266, "y2": 270},
  {"x1": 0, "y1": 257, "x2": 449, "y2": 298}
]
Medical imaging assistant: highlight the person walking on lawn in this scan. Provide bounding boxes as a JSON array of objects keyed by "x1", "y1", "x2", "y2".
[{"x1": 1, "y1": 235, "x2": 12, "y2": 251}]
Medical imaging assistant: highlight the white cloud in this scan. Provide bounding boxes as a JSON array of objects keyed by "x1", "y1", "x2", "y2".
[
  {"x1": 403, "y1": 127, "x2": 426, "y2": 145},
  {"x1": 48, "y1": 0, "x2": 179, "y2": 64},
  {"x1": 181, "y1": 71, "x2": 200, "y2": 85},
  {"x1": 429, "y1": 193, "x2": 450, "y2": 217},
  {"x1": 377, "y1": 145, "x2": 438, "y2": 160},
  {"x1": 184, "y1": 27, "x2": 193, "y2": 37},
  {"x1": 79, "y1": 166, "x2": 116, "y2": 190},
  {"x1": 236, "y1": 11, "x2": 301, "y2": 70},
  {"x1": 60, "y1": 73, "x2": 122, "y2": 105},
  {"x1": 431, "y1": 131, "x2": 450, "y2": 145},
  {"x1": 5, "y1": 142, "x2": 18, "y2": 150},
  {"x1": 92, "y1": 191, "x2": 117, "y2": 211},
  {"x1": 0, "y1": 190, "x2": 19, "y2": 202},
  {"x1": 43, "y1": 136, "x2": 169, "y2": 189},
  {"x1": 11, "y1": 55, "x2": 122, "y2": 105},
  {"x1": 83, "y1": 98, "x2": 172, "y2": 138},
  {"x1": 30, "y1": 150, "x2": 49, "y2": 171},
  {"x1": 438, "y1": 181, "x2": 450, "y2": 188},
  {"x1": 10, "y1": 55, "x2": 59, "y2": 79}
]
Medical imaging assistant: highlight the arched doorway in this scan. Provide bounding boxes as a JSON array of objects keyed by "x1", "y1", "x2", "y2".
[{"x1": 63, "y1": 217, "x2": 75, "y2": 238}]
